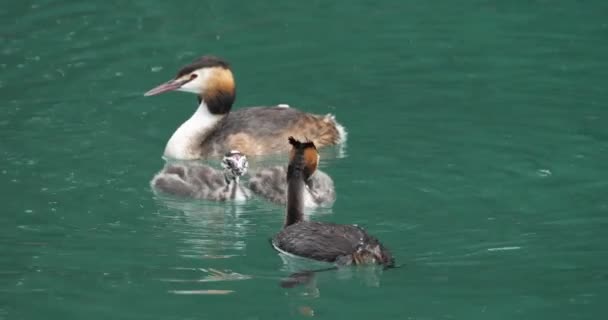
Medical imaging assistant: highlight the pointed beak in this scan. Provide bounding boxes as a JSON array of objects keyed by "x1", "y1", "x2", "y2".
[{"x1": 144, "y1": 78, "x2": 188, "y2": 96}]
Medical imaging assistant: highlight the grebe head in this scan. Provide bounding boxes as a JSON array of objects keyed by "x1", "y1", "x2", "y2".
[
  {"x1": 221, "y1": 150, "x2": 248, "y2": 181},
  {"x1": 353, "y1": 243, "x2": 395, "y2": 267},
  {"x1": 144, "y1": 55, "x2": 235, "y2": 114},
  {"x1": 288, "y1": 137, "x2": 319, "y2": 180}
]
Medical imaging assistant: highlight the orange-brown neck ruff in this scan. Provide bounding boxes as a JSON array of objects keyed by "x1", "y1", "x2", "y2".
[
  {"x1": 288, "y1": 138, "x2": 318, "y2": 180},
  {"x1": 200, "y1": 67, "x2": 235, "y2": 115},
  {"x1": 302, "y1": 146, "x2": 318, "y2": 179}
]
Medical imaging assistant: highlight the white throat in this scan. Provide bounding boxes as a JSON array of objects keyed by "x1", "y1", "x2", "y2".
[
  {"x1": 227, "y1": 178, "x2": 250, "y2": 202},
  {"x1": 163, "y1": 100, "x2": 224, "y2": 160}
]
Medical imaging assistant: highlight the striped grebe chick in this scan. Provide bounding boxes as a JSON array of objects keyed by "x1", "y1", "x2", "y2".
[
  {"x1": 249, "y1": 165, "x2": 335, "y2": 208},
  {"x1": 271, "y1": 138, "x2": 394, "y2": 267},
  {"x1": 151, "y1": 150, "x2": 252, "y2": 202},
  {"x1": 144, "y1": 55, "x2": 347, "y2": 160}
]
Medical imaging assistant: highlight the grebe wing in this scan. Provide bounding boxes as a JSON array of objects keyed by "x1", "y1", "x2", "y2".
[
  {"x1": 273, "y1": 222, "x2": 372, "y2": 263},
  {"x1": 202, "y1": 106, "x2": 343, "y2": 156},
  {"x1": 221, "y1": 107, "x2": 307, "y2": 136}
]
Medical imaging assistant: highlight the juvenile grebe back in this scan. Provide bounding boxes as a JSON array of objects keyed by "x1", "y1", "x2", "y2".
[
  {"x1": 144, "y1": 55, "x2": 347, "y2": 160},
  {"x1": 271, "y1": 138, "x2": 394, "y2": 267},
  {"x1": 151, "y1": 151, "x2": 252, "y2": 202},
  {"x1": 249, "y1": 165, "x2": 335, "y2": 208}
]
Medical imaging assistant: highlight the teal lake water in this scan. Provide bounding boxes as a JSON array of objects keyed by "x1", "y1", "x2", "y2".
[{"x1": 2, "y1": 1, "x2": 608, "y2": 319}]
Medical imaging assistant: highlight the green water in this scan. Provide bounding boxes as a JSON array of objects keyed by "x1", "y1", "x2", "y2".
[{"x1": 2, "y1": 0, "x2": 608, "y2": 319}]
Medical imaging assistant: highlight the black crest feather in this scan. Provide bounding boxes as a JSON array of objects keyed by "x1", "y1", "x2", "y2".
[
  {"x1": 176, "y1": 55, "x2": 230, "y2": 78},
  {"x1": 288, "y1": 137, "x2": 316, "y2": 149}
]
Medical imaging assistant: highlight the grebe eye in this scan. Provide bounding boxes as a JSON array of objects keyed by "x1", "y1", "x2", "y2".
[{"x1": 190, "y1": 74, "x2": 198, "y2": 80}]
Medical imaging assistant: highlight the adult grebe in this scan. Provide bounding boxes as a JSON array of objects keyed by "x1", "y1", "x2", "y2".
[
  {"x1": 271, "y1": 138, "x2": 394, "y2": 267},
  {"x1": 249, "y1": 165, "x2": 335, "y2": 207},
  {"x1": 144, "y1": 55, "x2": 347, "y2": 160},
  {"x1": 151, "y1": 150, "x2": 252, "y2": 201}
]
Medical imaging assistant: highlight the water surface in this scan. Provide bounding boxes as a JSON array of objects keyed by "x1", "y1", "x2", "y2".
[{"x1": 1, "y1": 1, "x2": 607, "y2": 319}]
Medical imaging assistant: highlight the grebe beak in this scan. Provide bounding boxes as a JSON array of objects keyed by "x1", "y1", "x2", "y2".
[{"x1": 144, "y1": 78, "x2": 190, "y2": 96}]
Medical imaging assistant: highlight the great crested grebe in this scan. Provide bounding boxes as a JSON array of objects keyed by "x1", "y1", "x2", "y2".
[
  {"x1": 272, "y1": 138, "x2": 394, "y2": 268},
  {"x1": 151, "y1": 150, "x2": 252, "y2": 201},
  {"x1": 144, "y1": 55, "x2": 347, "y2": 160},
  {"x1": 249, "y1": 165, "x2": 335, "y2": 207}
]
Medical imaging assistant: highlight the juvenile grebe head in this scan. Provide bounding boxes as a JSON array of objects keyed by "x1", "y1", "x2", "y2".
[
  {"x1": 144, "y1": 55, "x2": 235, "y2": 115},
  {"x1": 221, "y1": 150, "x2": 248, "y2": 182}
]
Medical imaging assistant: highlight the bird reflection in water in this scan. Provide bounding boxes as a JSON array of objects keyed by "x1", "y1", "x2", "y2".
[
  {"x1": 153, "y1": 194, "x2": 254, "y2": 293},
  {"x1": 154, "y1": 194, "x2": 252, "y2": 258}
]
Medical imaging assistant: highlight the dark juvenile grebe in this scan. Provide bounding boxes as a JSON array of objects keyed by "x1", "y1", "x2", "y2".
[
  {"x1": 249, "y1": 165, "x2": 335, "y2": 208},
  {"x1": 151, "y1": 151, "x2": 252, "y2": 201},
  {"x1": 144, "y1": 55, "x2": 347, "y2": 160},
  {"x1": 272, "y1": 138, "x2": 394, "y2": 267}
]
